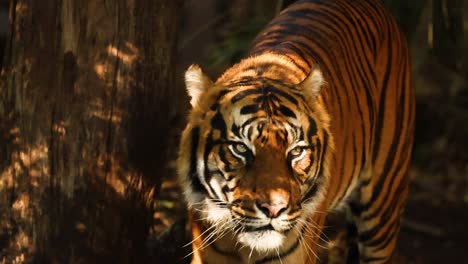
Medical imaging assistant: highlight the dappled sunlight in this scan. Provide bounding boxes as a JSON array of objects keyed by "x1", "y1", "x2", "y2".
[
  {"x1": 15, "y1": 2, "x2": 28, "y2": 14},
  {"x1": 9, "y1": 127, "x2": 21, "y2": 144},
  {"x1": 106, "y1": 42, "x2": 139, "y2": 65},
  {"x1": 0, "y1": 137, "x2": 155, "y2": 262},
  {"x1": 93, "y1": 152, "x2": 154, "y2": 202},
  {"x1": 52, "y1": 121, "x2": 66, "y2": 137},
  {"x1": 93, "y1": 44, "x2": 138, "y2": 90},
  {"x1": 0, "y1": 141, "x2": 47, "y2": 263},
  {"x1": 9, "y1": 232, "x2": 31, "y2": 264},
  {"x1": 89, "y1": 107, "x2": 124, "y2": 124},
  {"x1": 93, "y1": 63, "x2": 107, "y2": 80},
  {"x1": 152, "y1": 177, "x2": 183, "y2": 234},
  {"x1": 92, "y1": 61, "x2": 126, "y2": 88},
  {"x1": 18, "y1": 144, "x2": 48, "y2": 168},
  {"x1": 74, "y1": 221, "x2": 87, "y2": 233},
  {"x1": 18, "y1": 143, "x2": 49, "y2": 187},
  {"x1": 1, "y1": 0, "x2": 175, "y2": 262},
  {"x1": 12, "y1": 194, "x2": 30, "y2": 218},
  {"x1": 96, "y1": 154, "x2": 127, "y2": 195},
  {"x1": 0, "y1": 142, "x2": 49, "y2": 190},
  {"x1": 0, "y1": 166, "x2": 14, "y2": 190}
]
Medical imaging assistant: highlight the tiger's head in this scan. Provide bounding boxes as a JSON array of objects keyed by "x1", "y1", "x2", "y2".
[{"x1": 178, "y1": 55, "x2": 334, "y2": 253}]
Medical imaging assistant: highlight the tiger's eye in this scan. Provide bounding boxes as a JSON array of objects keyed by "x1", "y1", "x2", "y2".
[
  {"x1": 289, "y1": 147, "x2": 303, "y2": 157},
  {"x1": 233, "y1": 143, "x2": 248, "y2": 154}
]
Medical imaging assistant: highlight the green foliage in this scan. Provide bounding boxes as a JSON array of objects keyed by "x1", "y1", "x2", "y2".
[
  {"x1": 208, "y1": 13, "x2": 272, "y2": 69},
  {"x1": 382, "y1": 0, "x2": 428, "y2": 36}
]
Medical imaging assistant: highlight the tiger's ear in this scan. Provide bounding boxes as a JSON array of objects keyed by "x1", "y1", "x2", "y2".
[
  {"x1": 185, "y1": 64, "x2": 213, "y2": 107},
  {"x1": 298, "y1": 66, "x2": 325, "y2": 98}
]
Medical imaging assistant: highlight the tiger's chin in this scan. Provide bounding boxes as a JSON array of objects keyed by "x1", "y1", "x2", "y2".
[{"x1": 237, "y1": 230, "x2": 286, "y2": 252}]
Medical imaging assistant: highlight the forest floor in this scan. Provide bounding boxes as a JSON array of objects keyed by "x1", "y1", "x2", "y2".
[
  {"x1": 152, "y1": 164, "x2": 468, "y2": 264},
  {"x1": 397, "y1": 168, "x2": 468, "y2": 264}
]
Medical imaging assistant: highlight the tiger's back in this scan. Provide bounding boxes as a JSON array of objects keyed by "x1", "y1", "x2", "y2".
[{"x1": 179, "y1": 0, "x2": 414, "y2": 263}]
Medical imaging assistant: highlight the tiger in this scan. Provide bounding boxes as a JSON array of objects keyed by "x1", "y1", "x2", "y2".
[{"x1": 177, "y1": 0, "x2": 414, "y2": 263}]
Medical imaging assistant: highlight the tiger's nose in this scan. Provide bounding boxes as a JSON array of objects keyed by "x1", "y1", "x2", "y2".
[
  {"x1": 256, "y1": 201, "x2": 288, "y2": 218},
  {"x1": 255, "y1": 194, "x2": 289, "y2": 218},
  {"x1": 256, "y1": 202, "x2": 288, "y2": 218}
]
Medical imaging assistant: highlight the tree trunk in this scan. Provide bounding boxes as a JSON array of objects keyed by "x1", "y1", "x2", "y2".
[{"x1": 0, "y1": 0, "x2": 181, "y2": 262}]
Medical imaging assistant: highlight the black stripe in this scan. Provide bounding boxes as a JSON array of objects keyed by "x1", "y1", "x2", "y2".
[
  {"x1": 225, "y1": 77, "x2": 260, "y2": 88},
  {"x1": 218, "y1": 147, "x2": 233, "y2": 172},
  {"x1": 361, "y1": 153, "x2": 410, "y2": 221},
  {"x1": 204, "y1": 136, "x2": 221, "y2": 199},
  {"x1": 301, "y1": 180, "x2": 319, "y2": 203},
  {"x1": 189, "y1": 127, "x2": 207, "y2": 194},
  {"x1": 241, "y1": 116, "x2": 261, "y2": 131},
  {"x1": 353, "y1": 1, "x2": 378, "y2": 57},
  {"x1": 337, "y1": 131, "x2": 354, "y2": 203},
  {"x1": 311, "y1": 130, "x2": 326, "y2": 183},
  {"x1": 358, "y1": 180, "x2": 407, "y2": 243},
  {"x1": 302, "y1": 133, "x2": 326, "y2": 200},
  {"x1": 372, "y1": 28, "x2": 393, "y2": 163},
  {"x1": 301, "y1": 154, "x2": 314, "y2": 176},
  {"x1": 211, "y1": 111, "x2": 227, "y2": 138},
  {"x1": 278, "y1": 105, "x2": 297, "y2": 118},
  {"x1": 221, "y1": 184, "x2": 237, "y2": 194},
  {"x1": 262, "y1": 86, "x2": 299, "y2": 105},
  {"x1": 366, "y1": 216, "x2": 399, "y2": 250},
  {"x1": 240, "y1": 104, "x2": 260, "y2": 115},
  {"x1": 267, "y1": 78, "x2": 300, "y2": 91},
  {"x1": 306, "y1": 116, "x2": 317, "y2": 138},
  {"x1": 298, "y1": 128, "x2": 304, "y2": 141},
  {"x1": 231, "y1": 123, "x2": 241, "y2": 137},
  {"x1": 335, "y1": 131, "x2": 349, "y2": 203},
  {"x1": 372, "y1": 211, "x2": 403, "y2": 251},
  {"x1": 231, "y1": 89, "x2": 262, "y2": 103},
  {"x1": 210, "y1": 89, "x2": 231, "y2": 111},
  {"x1": 231, "y1": 86, "x2": 299, "y2": 107}
]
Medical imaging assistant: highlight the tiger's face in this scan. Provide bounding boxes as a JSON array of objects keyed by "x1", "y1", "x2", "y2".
[{"x1": 178, "y1": 61, "x2": 333, "y2": 252}]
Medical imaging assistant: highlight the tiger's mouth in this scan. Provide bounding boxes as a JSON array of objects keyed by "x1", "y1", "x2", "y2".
[
  {"x1": 244, "y1": 224, "x2": 276, "y2": 232},
  {"x1": 243, "y1": 223, "x2": 294, "y2": 234},
  {"x1": 235, "y1": 221, "x2": 297, "y2": 251},
  {"x1": 203, "y1": 199, "x2": 299, "y2": 250}
]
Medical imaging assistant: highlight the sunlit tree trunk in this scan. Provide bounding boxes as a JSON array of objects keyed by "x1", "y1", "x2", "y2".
[{"x1": 0, "y1": 0, "x2": 181, "y2": 262}]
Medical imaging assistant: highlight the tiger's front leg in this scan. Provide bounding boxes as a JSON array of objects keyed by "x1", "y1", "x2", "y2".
[{"x1": 350, "y1": 175, "x2": 409, "y2": 264}]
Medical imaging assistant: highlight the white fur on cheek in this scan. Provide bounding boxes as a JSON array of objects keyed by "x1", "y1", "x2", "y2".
[{"x1": 205, "y1": 199, "x2": 231, "y2": 224}]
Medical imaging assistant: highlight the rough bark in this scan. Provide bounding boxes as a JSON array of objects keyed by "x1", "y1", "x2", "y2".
[{"x1": 0, "y1": 0, "x2": 181, "y2": 262}]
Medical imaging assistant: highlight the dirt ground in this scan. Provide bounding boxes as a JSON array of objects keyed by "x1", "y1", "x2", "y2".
[
  {"x1": 398, "y1": 199, "x2": 468, "y2": 264},
  {"x1": 397, "y1": 181, "x2": 468, "y2": 264}
]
